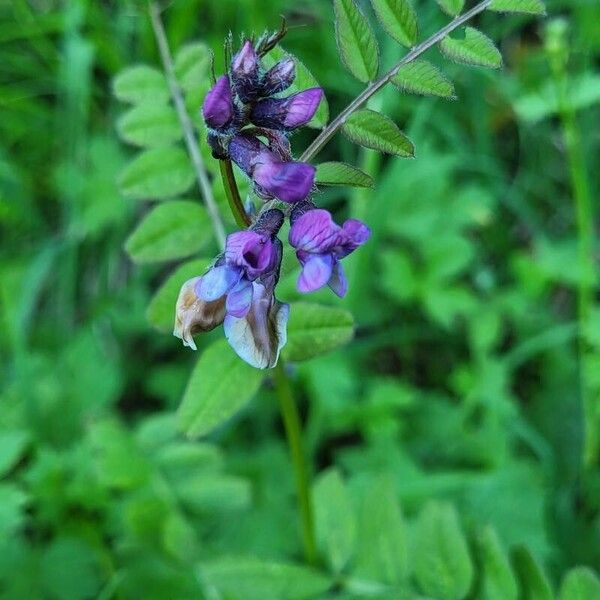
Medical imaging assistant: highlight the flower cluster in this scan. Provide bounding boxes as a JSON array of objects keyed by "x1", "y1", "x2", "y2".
[
  {"x1": 175, "y1": 40, "x2": 370, "y2": 368},
  {"x1": 203, "y1": 40, "x2": 321, "y2": 203}
]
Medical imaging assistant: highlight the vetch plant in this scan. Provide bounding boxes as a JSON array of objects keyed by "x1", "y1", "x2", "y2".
[{"x1": 115, "y1": 0, "x2": 548, "y2": 576}]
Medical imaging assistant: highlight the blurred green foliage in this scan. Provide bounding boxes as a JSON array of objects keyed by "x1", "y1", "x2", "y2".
[{"x1": 0, "y1": 0, "x2": 599, "y2": 598}]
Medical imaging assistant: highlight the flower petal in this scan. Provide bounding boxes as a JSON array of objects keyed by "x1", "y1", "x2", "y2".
[
  {"x1": 224, "y1": 283, "x2": 290, "y2": 369},
  {"x1": 225, "y1": 279, "x2": 254, "y2": 318},
  {"x1": 225, "y1": 231, "x2": 274, "y2": 277},
  {"x1": 253, "y1": 158, "x2": 315, "y2": 203},
  {"x1": 283, "y1": 88, "x2": 323, "y2": 129},
  {"x1": 202, "y1": 75, "x2": 234, "y2": 129},
  {"x1": 289, "y1": 209, "x2": 340, "y2": 253},
  {"x1": 196, "y1": 265, "x2": 241, "y2": 302},
  {"x1": 327, "y1": 261, "x2": 348, "y2": 298},
  {"x1": 297, "y1": 253, "x2": 333, "y2": 293}
]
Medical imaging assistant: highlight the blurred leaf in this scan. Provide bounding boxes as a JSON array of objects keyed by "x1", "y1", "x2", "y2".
[
  {"x1": 439, "y1": 27, "x2": 502, "y2": 69},
  {"x1": 40, "y1": 537, "x2": 102, "y2": 600},
  {"x1": 178, "y1": 339, "x2": 266, "y2": 438},
  {"x1": 125, "y1": 200, "x2": 211, "y2": 263},
  {"x1": 313, "y1": 468, "x2": 356, "y2": 573},
  {"x1": 315, "y1": 162, "x2": 374, "y2": 188},
  {"x1": 116, "y1": 103, "x2": 182, "y2": 148},
  {"x1": 479, "y1": 526, "x2": 518, "y2": 600},
  {"x1": 510, "y1": 545, "x2": 554, "y2": 600},
  {"x1": 0, "y1": 483, "x2": 27, "y2": 537},
  {"x1": 334, "y1": 0, "x2": 379, "y2": 83},
  {"x1": 436, "y1": 0, "x2": 465, "y2": 16},
  {"x1": 199, "y1": 557, "x2": 332, "y2": 600},
  {"x1": 146, "y1": 258, "x2": 210, "y2": 332},
  {"x1": 174, "y1": 42, "x2": 211, "y2": 91},
  {"x1": 156, "y1": 442, "x2": 222, "y2": 480},
  {"x1": 513, "y1": 74, "x2": 600, "y2": 123},
  {"x1": 559, "y1": 568, "x2": 600, "y2": 600},
  {"x1": 174, "y1": 474, "x2": 251, "y2": 513},
  {"x1": 354, "y1": 475, "x2": 409, "y2": 585},
  {"x1": 118, "y1": 146, "x2": 195, "y2": 200},
  {"x1": 263, "y1": 47, "x2": 329, "y2": 129},
  {"x1": 489, "y1": 0, "x2": 546, "y2": 15},
  {"x1": 391, "y1": 59, "x2": 456, "y2": 99},
  {"x1": 414, "y1": 501, "x2": 474, "y2": 600},
  {"x1": 284, "y1": 303, "x2": 354, "y2": 362},
  {"x1": 370, "y1": 0, "x2": 418, "y2": 47},
  {"x1": 0, "y1": 430, "x2": 29, "y2": 478},
  {"x1": 343, "y1": 109, "x2": 414, "y2": 156},
  {"x1": 113, "y1": 65, "x2": 169, "y2": 105},
  {"x1": 163, "y1": 513, "x2": 198, "y2": 562}
]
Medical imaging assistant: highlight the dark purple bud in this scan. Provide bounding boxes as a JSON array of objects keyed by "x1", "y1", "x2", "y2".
[
  {"x1": 253, "y1": 159, "x2": 316, "y2": 203},
  {"x1": 207, "y1": 131, "x2": 229, "y2": 160},
  {"x1": 260, "y1": 58, "x2": 296, "y2": 96},
  {"x1": 202, "y1": 75, "x2": 234, "y2": 129},
  {"x1": 251, "y1": 88, "x2": 323, "y2": 131},
  {"x1": 231, "y1": 41, "x2": 260, "y2": 103},
  {"x1": 252, "y1": 208, "x2": 285, "y2": 237},
  {"x1": 228, "y1": 133, "x2": 263, "y2": 174}
]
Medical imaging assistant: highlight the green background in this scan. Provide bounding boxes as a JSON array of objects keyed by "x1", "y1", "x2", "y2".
[{"x1": 0, "y1": 0, "x2": 599, "y2": 598}]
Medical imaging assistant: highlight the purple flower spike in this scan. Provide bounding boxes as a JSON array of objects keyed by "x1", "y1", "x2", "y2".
[
  {"x1": 231, "y1": 40, "x2": 260, "y2": 103},
  {"x1": 289, "y1": 206, "x2": 371, "y2": 297},
  {"x1": 260, "y1": 58, "x2": 296, "y2": 96},
  {"x1": 251, "y1": 88, "x2": 323, "y2": 131},
  {"x1": 202, "y1": 75, "x2": 234, "y2": 130}
]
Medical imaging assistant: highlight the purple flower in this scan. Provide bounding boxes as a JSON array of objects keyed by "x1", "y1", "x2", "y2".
[
  {"x1": 196, "y1": 210, "x2": 284, "y2": 318},
  {"x1": 231, "y1": 40, "x2": 260, "y2": 103},
  {"x1": 228, "y1": 133, "x2": 315, "y2": 203},
  {"x1": 289, "y1": 205, "x2": 371, "y2": 297},
  {"x1": 260, "y1": 57, "x2": 296, "y2": 96},
  {"x1": 251, "y1": 88, "x2": 323, "y2": 131},
  {"x1": 202, "y1": 75, "x2": 234, "y2": 130}
]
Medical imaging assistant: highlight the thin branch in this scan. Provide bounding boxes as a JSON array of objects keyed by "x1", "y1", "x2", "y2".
[
  {"x1": 149, "y1": 1, "x2": 227, "y2": 249},
  {"x1": 219, "y1": 159, "x2": 251, "y2": 228},
  {"x1": 300, "y1": 0, "x2": 493, "y2": 162}
]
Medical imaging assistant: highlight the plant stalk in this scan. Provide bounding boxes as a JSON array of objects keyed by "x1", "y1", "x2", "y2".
[
  {"x1": 301, "y1": 0, "x2": 493, "y2": 162},
  {"x1": 149, "y1": 1, "x2": 227, "y2": 249},
  {"x1": 274, "y1": 361, "x2": 317, "y2": 565},
  {"x1": 219, "y1": 159, "x2": 251, "y2": 227}
]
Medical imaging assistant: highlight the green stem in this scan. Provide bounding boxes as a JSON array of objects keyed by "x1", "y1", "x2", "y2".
[
  {"x1": 219, "y1": 159, "x2": 251, "y2": 227},
  {"x1": 549, "y1": 28, "x2": 597, "y2": 467},
  {"x1": 274, "y1": 361, "x2": 317, "y2": 565}
]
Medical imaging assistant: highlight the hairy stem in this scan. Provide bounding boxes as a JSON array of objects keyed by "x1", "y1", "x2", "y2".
[
  {"x1": 301, "y1": 0, "x2": 493, "y2": 162},
  {"x1": 274, "y1": 361, "x2": 317, "y2": 565},
  {"x1": 149, "y1": 1, "x2": 227, "y2": 249},
  {"x1": 219, "y1": 159, "x2": 251, "y2": 227}
]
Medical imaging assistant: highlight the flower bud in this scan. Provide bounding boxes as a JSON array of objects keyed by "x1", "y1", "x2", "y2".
[
  {"x1": 173, "y1": 277, "x2": 226, "y2": 350},
  {"x1": 202, "y1": 75, "x2": 234, "y2": 129},
  {"x1": 250, "y1": 88, "x2": 323, "y2": 131},
  {"x1": 260, "y1": 58, "x2": 296, "y2": 96},
  {"x1": 231, "y1": 40, "x2": 260, "y2": 103},
  {"x1": 253, "y1": 159, "x2": 315, "y2": 203}
]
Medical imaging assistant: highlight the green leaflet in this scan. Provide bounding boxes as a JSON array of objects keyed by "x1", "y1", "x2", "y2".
[
  {"x1": 125, "y1": 201, "x2": 211, "y2": 264},
  {"x1": 118, "y1": 146, "x2": 195, "y2": 200},
  {"x1": 510, "y1": 545, "x2": 554, "y2": 600},
  {"x1": 436, "y1": 0, "x2": 465, "y2": 17},
  {"x1": 414, "y1": 501, "x2": 474, "y2": 600},
  {"x1": 313, "y1": 469, "x2": 356, "y2": 573},
  {"x1": 489, "y1": 0, "x2": 546, "y2": 15},
  {"x1": 479, "y1": 526, "x2": 518, "y2": 600},
  {"x1": 117, "y1": 103, "x2": 181, "y2": 149},
  {"x1": 315, "y1": 162, "x2": 374, "y2": 188},
  {"x1": 343, "y1": 109, "x2": 414, "y2": 157},
  {"x1": 284, "y1": 303, "x2": 355, "y2": 362},
  {"x1": 173, "y1": 42, "x2": 211, "y2": 91},
  {"x1": 334, "y1": 0, "x2": 379, "y2": 83},
  {"x1": 262, "y1": 47, "x2": 329, "y2": 129},
  {"x1": 178, "y1": 339, "x2": 266, "y2": 438},
  {"x1": 370, "y1": 0, "x2": 418, "y2": 47},
  {"x1": 559, "y1": 568, "x2": 600, "y2": 600},
  {"x1": 439, "y1": 27, "x2": 503, "y2": 69},
  {"x1": 391, "y1": 59, "x2": 456, "y2": 99},
  {"x1": 199, "y1": 557, "x2": 332, "y2": 600},
  {"x1": 112, "y1": 65, "x2": 169, "y2": 105}
]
